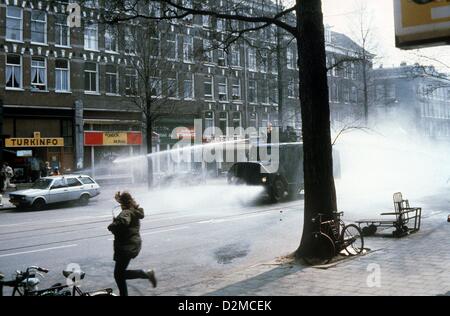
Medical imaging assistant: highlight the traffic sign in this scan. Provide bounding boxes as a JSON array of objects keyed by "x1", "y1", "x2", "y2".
[{"x1": 394, "y1": 0, "x2": 450, "y2": 49}]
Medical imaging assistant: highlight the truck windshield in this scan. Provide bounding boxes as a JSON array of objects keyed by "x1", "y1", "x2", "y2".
[{"x1": 32, "y1": 179, "x2": 53, "y2": 190}]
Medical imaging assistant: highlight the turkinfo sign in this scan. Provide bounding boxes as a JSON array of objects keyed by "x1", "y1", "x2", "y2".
[
  {"x1": 5, "y1": 132, "x2": 64, "y2": 148},
  {"x1": 394, "y1": 0, "x2": 450, "y2": 49}
]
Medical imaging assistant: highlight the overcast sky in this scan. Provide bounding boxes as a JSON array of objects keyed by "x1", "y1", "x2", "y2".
[{"x1": 282, "y1": 0, "x2": 450, "y2": 72}]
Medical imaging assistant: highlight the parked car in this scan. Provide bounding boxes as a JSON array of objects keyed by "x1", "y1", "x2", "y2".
[{"x1": 9, "y1": 175, "x2": 101, "y2": 211}]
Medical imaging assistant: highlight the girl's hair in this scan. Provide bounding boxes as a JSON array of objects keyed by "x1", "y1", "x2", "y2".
[{"x1": 116, "y1": 191, "x2": 140, "y2": 209}]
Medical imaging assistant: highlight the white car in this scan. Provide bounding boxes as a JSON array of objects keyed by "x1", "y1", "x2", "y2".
[{"x1": 9, "y1": 175, "x2": 101, "y2": 211}]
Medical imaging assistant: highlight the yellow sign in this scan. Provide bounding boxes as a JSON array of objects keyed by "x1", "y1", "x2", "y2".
[
  {"x1": 5, "y1": 132, "x2": 64, "y2": 148},
  {"x1": 395, "y1": 0, "x2": 450, "y2": 49},
  {"x1": 103, "y1": 132, "x2": 128, "y2": 146}
]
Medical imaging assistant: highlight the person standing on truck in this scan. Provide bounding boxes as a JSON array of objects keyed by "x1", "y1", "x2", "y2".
[{"x1": 108, "y1": 191, "x2": 157, "y2": 296}]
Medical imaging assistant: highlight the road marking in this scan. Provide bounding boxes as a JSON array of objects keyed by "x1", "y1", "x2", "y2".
[
  {"x1": 107, "y1": 226, "x2": 189, "y2": 241},
  {"x1": 0, "y1": 244, "x2": 78, "y2": 258}
]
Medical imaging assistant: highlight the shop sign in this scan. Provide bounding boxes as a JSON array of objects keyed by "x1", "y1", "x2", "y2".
[
  {"x1": 84, "y1": 131, "x2": 143, "y2": 146},
  {"x1": 17, "y1": 150, "x2": 33, "y2": 157},
  {"x1": 395, "y1": 0, "x2": 450, "y2": 49},
  {"x1": 5, "y1": 132, "x2": 64, "y2": 148}
]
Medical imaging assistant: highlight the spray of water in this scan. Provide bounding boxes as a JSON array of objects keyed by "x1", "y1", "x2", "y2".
[{"x1": 334, "y1": 121, "x2": 450, "y2": 219}]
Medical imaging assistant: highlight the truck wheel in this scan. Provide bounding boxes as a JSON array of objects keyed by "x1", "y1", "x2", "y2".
[
  {"x1": 270, "y1": 178, "x2": 288, "y2": 203},
  {"x1": 32, "y1": 199, "x2": 46, "y2": 212}
]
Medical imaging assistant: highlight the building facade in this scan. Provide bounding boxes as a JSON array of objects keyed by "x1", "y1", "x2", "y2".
[
  {"x1": 371, "y1": 64, "x2": 450, "y2": 140},
  {"x1": 0, "y1": 0, "x2": 370, "y2": 180}
]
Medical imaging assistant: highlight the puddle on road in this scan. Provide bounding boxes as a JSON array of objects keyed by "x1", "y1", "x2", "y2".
[{"x1": 214, "y1": 243, "x2": 250, "y2": 264}]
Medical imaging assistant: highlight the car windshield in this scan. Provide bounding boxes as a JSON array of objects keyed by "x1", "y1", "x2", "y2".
[{"x1": 32, "y1": 179, "x2": 53, "y2": 190}]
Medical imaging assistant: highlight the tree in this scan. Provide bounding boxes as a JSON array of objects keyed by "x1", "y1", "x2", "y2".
[
  {"x1": 94, "y1": 0, "x2": 338, "y2": 261},
  {"x1": 84, "y1": 4, "x2": 187, "y2": 188}
]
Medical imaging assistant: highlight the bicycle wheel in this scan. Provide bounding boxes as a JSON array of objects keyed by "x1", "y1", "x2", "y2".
[
  {"x1": 303, "y1": 232, "x2": 336, "y2": 266},
  {"x1": 341, "y1": 224, "x2": 364, "y2": 256}
]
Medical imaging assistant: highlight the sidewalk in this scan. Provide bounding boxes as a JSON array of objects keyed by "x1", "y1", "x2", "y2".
[{"x1": 162, "y1": 211, "x2": 450, "y2": 296}]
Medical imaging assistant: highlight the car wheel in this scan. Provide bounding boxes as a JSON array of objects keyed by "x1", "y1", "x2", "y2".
[
  {"x1": 32, "y1": 199, "x2": 46, "y2": 212},
  {"x1": 79, "y1": 194, "x2": 90, "y2": 206}
]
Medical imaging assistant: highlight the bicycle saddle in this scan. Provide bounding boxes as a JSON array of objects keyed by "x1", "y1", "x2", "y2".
[{"x1": 62, "y1": 270, "x2": 86, "y2": 281}]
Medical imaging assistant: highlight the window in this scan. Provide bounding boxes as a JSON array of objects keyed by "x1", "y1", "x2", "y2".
[
  {"x1": 184, "y1": 75, "x2": 194, "y2": 99},
  {"x1": 249, "y1": 112, "x2": 258, "y2": 128},
  {"x1": 248, "y1": 48, "x2": 256, "y2": 71},
  {"x1": 80, "y1": 177, "x2": 95, "y2": 185},
  {"x1": 217, "y1": 18, "x2": 225, "y2": 32},
  {"x1": 167, "y1": 77, "x2": 178, "y2": 98},
  {"x1": 52, "y1": 179, "x2": 67, "y2": 189},
  {"x1": 105, "y1": 65, "x2": 119, "y2": 95},
  {"x1": 204, "y1": 111, "x2": 215, "y2": 133},
  {"x1": 218, "y1": 49, "x2": 227, "y2": 67},
  {"x1": 271, "y1": 53, "x2": 278, "y2": 74},
  {"x1": 232, "y1": 112, "x2": 242, "y2": 129},
  {"x1": 270, "y1": 80, "x2": 278, "y2": 104},
  {"x1": 62, "y1": 120, "x2": 73, "y2": 148},
  {"x1": 248, "y1": 80, "x2": 257, "y2": 103},
  {"x1": 105, "y1": 26, "x2": 118, "y2": 52},
  {"x1": 55, "y1": 14, "x2": 70, "y2": 47},
  {"x1": 219, "y1": 112, "x2": 228, "y2": 135},
  {"x1": 259, "y1": 51, "x2": 268, "y2": 73},
  {"x1": 387, "y1": 84, "x2": 396, "y2": 99},
  {"x1": 67, "y1": 178, "x2": 82, "y2": 187},
  {"x1": 149, "y1": 2, "x2": 161, "y2": 17},
  {"x1": 167, "y1": 34, "x2": 178, "y2": 60},
  {"x1": 125, "y1": 68, "x2": 138, "y2": 96},
  {"x1": 84, "y1": 62, "x2": 98, "y2": 93},
  {"x1": 6, "y1": 55, "x2": 22, "y2": 89},
  {"x1": 183, "y1": 36, "x2": 194, "y2": 63},
  {"x1": 331, "y1": 57, "x2": 337, "y2": 77},
  {"x1": 351, "y1": 86, "x2": 357, "y2": 103},
  {"x1": 261, "y1": 81, "x2": 269, "y2": 104},
  {"x1": 31, "y1": 10, "x2": 47, "y2": 44},
  {"x1": 218, "y1": 77, "x2": 228, "y2": 101},
  {"x1": 182, "y1": 0, "x2": 193, "y2": 23},
  {"x1": 84, "y1": 23, "x2": 98, "y2": 50},
  {"x1": 331, "y1": 83, "x2": 339, "y2": 102},
  {"x1": 287, "y1": 47, "x2": 295, "y2": 69},
  {"x1": 232, "y1": 78, "x2": 241, "y2": 100},
  {"x1": 6, "y1": 6, "x2": 23, "y2": 42},
  {"x1": 261, "y1": 113, "x2": 269, "y2": 128},
  {"x1": 343, "y1": 86, "x2": 350, "y2": 103},
  {"x1": 203, "y1": 40, "x2": 213, "y2": 63},
  {"x1": 31, "y1": 58, "x2": 47, "y2": 91},
  {"x1": 150, "y1": 33, "x2": 160, "y2": 57},
  {"x1": 376, "y1": 84, "x2": 384, "y2": 101},
  {"x1": 231, "y1": 45, "x2": 240, "y2": 67},
  {"x1": 288, "y1": 79, "x2": 295, "y2": 98},
  {"x1": 55, "y1": 59, "x2": 70, "y2": 92},
  {"x1": 202, "y1": 15, "x2": 211, "y2": 28},
  {"x1": 150, "y1": 77, "x2": 162, "y2": 97},
  {"x1": 204, "y1": 76, "x2": 213, "y2": 99},
  {"x1": 124, "y1": 26, "x2": 136, "y2": 55}
]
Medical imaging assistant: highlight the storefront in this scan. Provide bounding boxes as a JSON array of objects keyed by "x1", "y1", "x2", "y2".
[
  {"x1": 83, "y1": 131, "x2": 143, "y2": 179},
  {"x1": 4, "y1": 132, "x2": 65, "y2": 183}
]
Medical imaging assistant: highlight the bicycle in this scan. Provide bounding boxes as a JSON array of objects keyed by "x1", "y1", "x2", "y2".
[
  {"x1": 0, "y1": 266, "x2": 116, "y2": 296},
  {"x1": 304, "y1": 211, "x2": 364, "y2": 266}
]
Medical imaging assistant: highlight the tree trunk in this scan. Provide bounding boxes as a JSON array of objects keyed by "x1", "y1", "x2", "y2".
[
  {"x1": 146, "y1": 101, "x2": 154, "y2": 189},
  {"x1": 295, "y1": 0, "x2": 338, "y2": 258}
]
